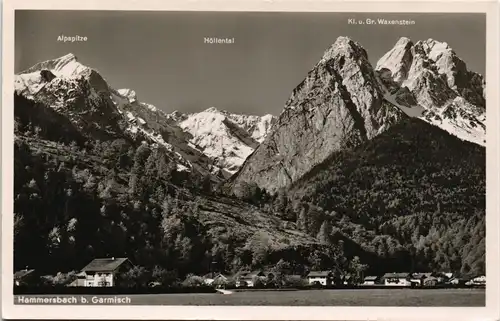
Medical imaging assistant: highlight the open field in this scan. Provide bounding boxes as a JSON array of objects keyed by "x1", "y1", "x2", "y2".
[{"x1": 15, "y1": 288, "x2": 485, "y2": 306}]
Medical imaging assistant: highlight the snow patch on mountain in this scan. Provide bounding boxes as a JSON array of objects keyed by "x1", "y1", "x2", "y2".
[
  {"x1": 172, "y1": 107, "x2": 276, "y2": 174},
  {"x1": 376, "y1": 37, "x2": 486, "y2": 146},
  {"x1": 21, "y1": 53, "x2": 90, "y2": 79}
]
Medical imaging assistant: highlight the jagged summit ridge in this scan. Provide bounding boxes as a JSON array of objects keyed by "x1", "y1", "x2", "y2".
[
  {"x1": 320, "y1": 36, "x2": 368, "y2": 63},
  {"x1": 20, "y1": 53, "x2": 89, "y2": 79}
]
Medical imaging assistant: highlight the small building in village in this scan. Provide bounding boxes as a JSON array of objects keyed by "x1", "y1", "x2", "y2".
[
  {"x1": 342, "y1": 274, "x2": 354, "y2": 285},
  {"x1": 410, "y1": 272, "x2": 432, "y2": 286},
  {"x1": 382, "y1": 272, "x2": 412, "y2": 287},
  {"x1": 203, "y1": 273, "x2": 228, "y2": 286},
  {"x1": 211, "y1": 274, "x2": 230, "y2": 288},
  {"x1": 469, "y1": 275, "x2": 486, "y2": 286},
  {"x1": 235, "y1": 270, "x2": 272, "y2": 288},
  {"x1": 423, "y1": 276, "x2": 440, "y2": 287},
  {"x1": 306, "y1": 271, "x2": 333, "y2": 286},
  {"x1": 70, "y1": 257, "x2": 133, "y2": 287},
  {"x1": 362, "y1": 276, "x2": 381, "y2": 285},
  {"x1": 448, "y1": 277, "x2": 466, "y2": 286},
  {"x1": 68, "y1": 271, "x2": 87, "y2": 287}
]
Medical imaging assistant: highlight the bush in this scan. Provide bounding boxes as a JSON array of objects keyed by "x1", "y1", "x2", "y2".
[
  {"x1": 151, "y1": 266, "x2": 179, "y2": 287},
  {"x1": 283, "y1": 275, "x2": 308, "y2": 288},
  {"x1": 115, "y1": 266, "x2": 151, "y2": 288},
  {"x1": 182, "y1": 274, "x2": 204, "y2": 287}
]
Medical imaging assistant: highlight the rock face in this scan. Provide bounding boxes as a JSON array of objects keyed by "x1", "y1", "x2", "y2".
[
  {"x1": 230, "y1": 37, "x2": 406, "y2": 193},
  {"x1": 170, "y1": 107, "x2": 276, "y2": 175},
  {"x1": 376, "y1": 38, "x2": 486, "y2": 146}
]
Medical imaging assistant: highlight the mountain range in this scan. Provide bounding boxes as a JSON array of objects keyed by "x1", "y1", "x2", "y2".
[
  {"x1": 230, "y1": 36, "x2": 486, "y2": 194},
  {"x1": 13, "y1": 36, "x2": 485, "y2": 279}
]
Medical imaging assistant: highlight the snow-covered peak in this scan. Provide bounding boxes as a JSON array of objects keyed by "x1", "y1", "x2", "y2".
[
  {"x1": 376, "y1": 37, "x2": 414, "y2": 83},
  {"x1": 416, "y1": 39, "x2": 451, "y2": 56},
  {"x1": 396, "y1": 37, "x2": 412, "y2": 46},
  {"x1": 20, "y1": 53, "x2": 89, "y2": 79},
  {"x1": 226, "y1": 112, "x2": 276, "y2": 143},
  {"x1": 376, "y1": 37, "x2": 486, "y2": 146},
  {"x1": 117, "y1": 89, "x2": 138, "y2": 103},
  {"x1": 170, "y1": 108, "x2": 276, "y2": 174}
]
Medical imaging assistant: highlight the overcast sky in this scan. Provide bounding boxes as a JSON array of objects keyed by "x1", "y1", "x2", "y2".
[{"x1": 16, "y1": 11, "x2": 485, "y2": 116}]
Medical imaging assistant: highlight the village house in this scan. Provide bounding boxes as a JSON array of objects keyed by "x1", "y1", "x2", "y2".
[
  {"x1": 362, "y1": 276, "x2": 381, "y2": 285},
  {"x1": 203, "y1": 272, "x2": 228, "y2": 286},
  {"x1": 14, "y1": 268, "x2": 36, "y2": 286},
  {"x1": 469, "y1": 275, "x2": 486, "y2": 286},
  {"x1": 235, "y1": 270, "x2": 274, "y2": 288},
  {"x1": 382, "y1": 272, "x2": 412, "y2": 287},
  {"x1": 410, "y1": 272, "x2": 432, "y2": 286},
  {"x1": 448, "y1": 277, "x2": 466, "y2": 286},
  {"x1": 68, "y1": 271, "x2": 87, "y2": 287},
  {"x1": 235, "y1": 270, "x2": 261, "y2": 288},
  {"x1": 306, "y1": 271, "x2": 333, "y2": 286},
  {"x1": 69, "y1": 257, "x2": 133, "y2": 287},
  {"x1": 211, "y1": 274, "x2": 230, "y2": 288},
  {"x1": 423, "y1": 276, "x2": 440, "y2": 287}
]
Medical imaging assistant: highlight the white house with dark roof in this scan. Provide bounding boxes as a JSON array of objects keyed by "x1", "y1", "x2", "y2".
[
  {"x1": 362, "y1": 275, "x2": 380, "y2": 285},
  {"x1": 75, "y1": 257, "x2": 133, "y2": 287}
]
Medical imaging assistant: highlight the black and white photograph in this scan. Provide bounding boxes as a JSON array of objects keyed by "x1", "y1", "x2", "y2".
[{"x1": 2, "y1": 1, "x2": 500, "y2": 320}]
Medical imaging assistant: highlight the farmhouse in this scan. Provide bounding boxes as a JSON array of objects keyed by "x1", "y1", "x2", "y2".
[
  {"x1": 410, "y1": 273, "x2": 432, "y2": 286},
  {"x1": 306, "y1": 271, "x2": 333, "y2": 286},
  {"x1": 72, "y1": 257, "x2": 133, "y2": 287},
  {"x1": 235, "y1": 270, "x2": 267, "y2": 287},
  {"x1": 203, "y1": 273, "x2": 228, "y2": 286},
  {"x1": 470, "y1": 275, "x2": 486, "y2": 286},
  {"x1": 68, "y1": 271, "x2": 87, "y2": 287},
  {"x1": 362, "y1": 276, "x2": 380, "y2": 285},
  {"x1": 423, "y1": 276, "x2": 440, "y2": 287},
  {"x1": 382, "y1": 272, "x2": 412, "y2": 287},
  {"x1": 449, "y1": 277, "x2": 466, "y2": 286},
  {"x1": 212, "y1": 274, "x2": 230, "y2": 288}
]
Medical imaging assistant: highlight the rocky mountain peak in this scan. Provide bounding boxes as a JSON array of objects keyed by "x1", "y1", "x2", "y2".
[
  {"x1": 376, "y1": 37, "x2": 486, "y2": 146},
  {"x1": 230, "y1": 37, "x2": 406, "y2": 193},
  {"x1": 117, "y1": 89, "x2": 138, "y2": 103},
  {"x1": 376, "y1": 37, "x2": 414, "y2": 84}
]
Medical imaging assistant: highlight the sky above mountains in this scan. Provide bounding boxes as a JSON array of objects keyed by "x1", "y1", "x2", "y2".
[{"x1": 16, "y1": 11, "x2": 485, "y2": 116}]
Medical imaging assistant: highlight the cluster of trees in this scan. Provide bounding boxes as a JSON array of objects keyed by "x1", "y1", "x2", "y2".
[
  {"x1": 272, "y1": 119, "x2": 486, "y2": 277},
  {"x1": 225, "y1": 119, "x2": 486, "y2": 277},
  {"x1": 13, "y1": 131, "x2": 362, "y2": 279},
  {"x1": 14, "y1": 133, "x2": 216, "y2": 275}
]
